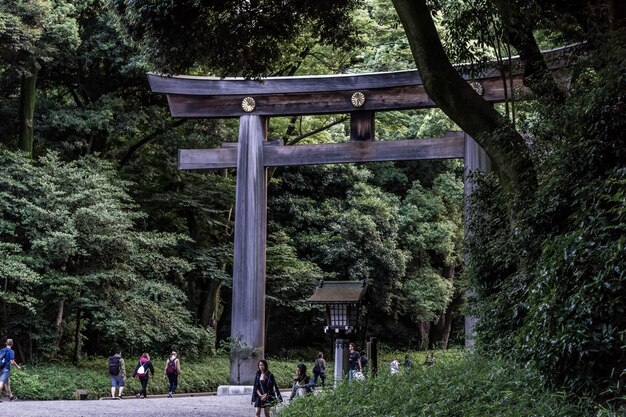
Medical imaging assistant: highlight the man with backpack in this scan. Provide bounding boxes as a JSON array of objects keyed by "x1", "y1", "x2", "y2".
[
  {"x1": 108, "y1": 349, "x2": 126, "y2": 399},
  {"x1": 0, "y1": 339, "x2": 21, "y2": 401}
]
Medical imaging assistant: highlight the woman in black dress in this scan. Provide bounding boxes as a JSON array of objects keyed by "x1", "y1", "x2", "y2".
[{"x1": 251, "y1": 359, "x2": 282, "y2": 417}]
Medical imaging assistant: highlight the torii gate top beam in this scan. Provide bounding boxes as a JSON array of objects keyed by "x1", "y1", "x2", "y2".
[{"x1": 147, "y1": 45, "x2": 576, "y2": 118}]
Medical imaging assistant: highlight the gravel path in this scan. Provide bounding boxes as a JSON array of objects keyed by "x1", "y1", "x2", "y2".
[{"x1": 0, "y1": 394, "x2": 283, "y2": 417}]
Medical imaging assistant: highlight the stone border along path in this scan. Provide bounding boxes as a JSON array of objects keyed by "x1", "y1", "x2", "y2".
[{"x1": 1, "y1": 391, "x2": 293, "y2": 417}]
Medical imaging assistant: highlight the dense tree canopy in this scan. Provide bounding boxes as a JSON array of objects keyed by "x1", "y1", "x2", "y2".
[
  {"x1": 110, "y1": 0, "x2": 362, "y2": 77},
  {"x1": 0, "y1": 0, "x2": 622, "y2": 409},
  {"x1": 0, "y1": 150, "x2": 213, "y2": 361}
]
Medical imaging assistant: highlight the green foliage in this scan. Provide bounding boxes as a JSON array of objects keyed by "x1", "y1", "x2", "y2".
[
  {"x1": 268, "y1": 158, "x2": 465, "y2": 348},
  {"x1": 395, "y1": 172, "x2": 463, "y2": 324},
  {"x1": 403, "y1": 267, "x2": 454, "y2": 322},
  {"x1": 271, "y1": 166, "x2": 409, "y2": 313},
  {"x1": 7, "y1": 354, "x2": 325, "y2": 400},
  {"x1": 278, "y1": 350, "x2": 595, "y2": 417},
  {"x1": 467, "y1": 38, "x2": 626, "y2": 401},
  {"x1": 0, "y1": 148, "x2": 212, "y2": 359},
  {"x1": 8, "y1": 351, "x2": 622, "y2": 416},
  {"x1": 110, "y1": 0, "x2": 363, "y2": 78},
  {"x1": 355, "y1": 0, "x2": 414, "y2": 72},
  {"x1": 266, "y1": 229, "x2": 324, "y2": 312},
  {"x1": 0, "y1": 0, "x2": 80, "y2": 73}
]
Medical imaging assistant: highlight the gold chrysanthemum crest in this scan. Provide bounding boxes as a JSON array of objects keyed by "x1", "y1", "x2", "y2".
[
  {"x1": 241, "y1": 97, "x2": 256, "y2": 112},
  {"x1": 351, "y1": 92, "x2": 366, "y2": 108}
]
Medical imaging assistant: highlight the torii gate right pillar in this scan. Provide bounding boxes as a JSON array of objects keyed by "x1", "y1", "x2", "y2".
[{"x1": 463, "y1": 133, "x2": 492, "y2": 348}]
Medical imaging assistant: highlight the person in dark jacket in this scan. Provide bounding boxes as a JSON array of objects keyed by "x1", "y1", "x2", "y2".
[
  {"x1": 289, "y1": 363, "x2": 314, "y2": 401},
  {"x1": 251, "y1": 359, "x2": 282, "y2": 417},
  {"x1": 347, "y1": 343, "x2": 362, "y2": 383},
  {"x1": 133, "y1": 352, "x2": 155, "y2": 398},
  {"x1": 359, "y1": 350, "x2": 368, "y2": 374}
]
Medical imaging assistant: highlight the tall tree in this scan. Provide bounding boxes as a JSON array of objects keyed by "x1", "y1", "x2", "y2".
[
  {"x1": 0, "y1": 148, "x2": 217, "y2": 361},
  {"x1": 0, "y1": 0, "x2": 80, "y2": 156}
]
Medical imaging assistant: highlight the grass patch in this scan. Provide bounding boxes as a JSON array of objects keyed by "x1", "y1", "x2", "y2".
[
  {"x1": 277, "y1": 350, "x2": 616, "y2": 417},
  {"x1": 11, "y1": 356, "x2": 230, "y2": 400},
  {"x1": 9, "y1": 355, "x2": 329, "y2": 400},
  {"x1": 9, "y1": 349, "x2": 622, "y2": 416}
]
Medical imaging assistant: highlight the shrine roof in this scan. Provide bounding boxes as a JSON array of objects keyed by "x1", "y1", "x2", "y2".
[{"x1": 307, "y1": 280, "x2": 368, "y2": 304}]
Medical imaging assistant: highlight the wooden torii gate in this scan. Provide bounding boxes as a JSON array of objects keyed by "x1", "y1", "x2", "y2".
[{"x1": 148, "y1": 46, "x2": 570, "y2": 385}]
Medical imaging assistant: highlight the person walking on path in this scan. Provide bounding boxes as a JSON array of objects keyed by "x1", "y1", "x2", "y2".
[
  {"x1": 0, "y1": 338, "x2": 21, "y2": 401},
  {"x1": 163, "y1": 350, "x2": 181, "y2": 397},
  {"x1": 251, "y1": 359, "x2": 282, "y2": 417},
  {"x1": 133, "y1": 352, "x2": 155, "y2": 398},
  {"x1": 108, "y1": 349, "x2": 126, "y2": 398},
  {"x1": 288, "y1": 364, "x2": 314, "y2": 401},
  {"x1": 312, "y1": 352, "x2": 326, "y2": 387},
  {"x1": 347, "y1": 343, "x2": 362, "y2": 384}
]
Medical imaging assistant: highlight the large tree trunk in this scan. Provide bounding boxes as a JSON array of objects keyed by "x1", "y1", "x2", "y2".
[
  {"x1": 18, "y1": 56, "x2": 40, "y2": 158},
  {"x1": 73, "y1": 308, "x2": 82, "y2": 365},
  {"x1": 52, "y1": 297, "x2": 65, "y2": 355},
  {"x1": 199, "y1": 278, "x2": 223, "y2": 330},
  {"x1": 490, "y1": 0, "x2": 565, "y2": 103},
  {"x1": 429, "y1": 265, "x2": 459, "y2": 349},
  {"x1": 418, "y1": 320, "x2": 431, "y2": 350},
  {"x1": 392, "y1": 0, "x2": 536, "y2": 194},
  {"x1": 431, "y1": 292, "x2": 464, "y2": 350}
]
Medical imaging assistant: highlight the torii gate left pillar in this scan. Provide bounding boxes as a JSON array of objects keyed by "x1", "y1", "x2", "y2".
[{"x1": 230, "y1": 115, "x2": 267, "y2": 384}]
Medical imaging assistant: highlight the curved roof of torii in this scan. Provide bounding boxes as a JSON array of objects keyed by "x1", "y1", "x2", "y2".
[{"x1": 147, "y1": 44, "x2": 579, "y2": 118}]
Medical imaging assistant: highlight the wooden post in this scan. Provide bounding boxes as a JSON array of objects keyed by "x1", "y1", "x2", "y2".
[
  {"x1": 333, "y1": 338, "x2": 346, "y2": 387},
  {"x1": 230, "y1": 115, "x2": 267, "y2": 384},
  {"x1": 369, "y1": 336, "x2": 378, "y2": 377},
  {"x1": 350, "y1": 111, "x2": 375, "y2": 141},
  {"x1": 463, "y1": 133, "x2": 492, "y2": 348}
]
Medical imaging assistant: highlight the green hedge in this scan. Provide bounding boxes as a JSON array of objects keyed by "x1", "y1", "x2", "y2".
[
  {"x1": 277, "y1": 350, "x2": 621, "y2": 417},
  {"x1": 8, "y1": 355, "x2": 327, "y2": 400},
  {"x1": 10, "y1": 356, "x2": 230, "y2": 400}
]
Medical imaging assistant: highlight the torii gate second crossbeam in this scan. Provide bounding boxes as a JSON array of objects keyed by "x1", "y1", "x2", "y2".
[{"x1": 148, "y1": 45, "x2": 571, "y2": 385}]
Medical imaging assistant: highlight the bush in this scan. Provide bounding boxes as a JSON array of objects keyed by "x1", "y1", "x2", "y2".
[
  {"x1": 8, "y1": 354, "x2": 327, "y2": 400},
  {"x1": 11, "y1": 355, "x2": 232, "y2": 400},
  {"x1": 277, "y1": 350, "x2": 611, "y2": 417},
  {"x1": 466, "y1": 37, "x2": 626, "y2": 403}
]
